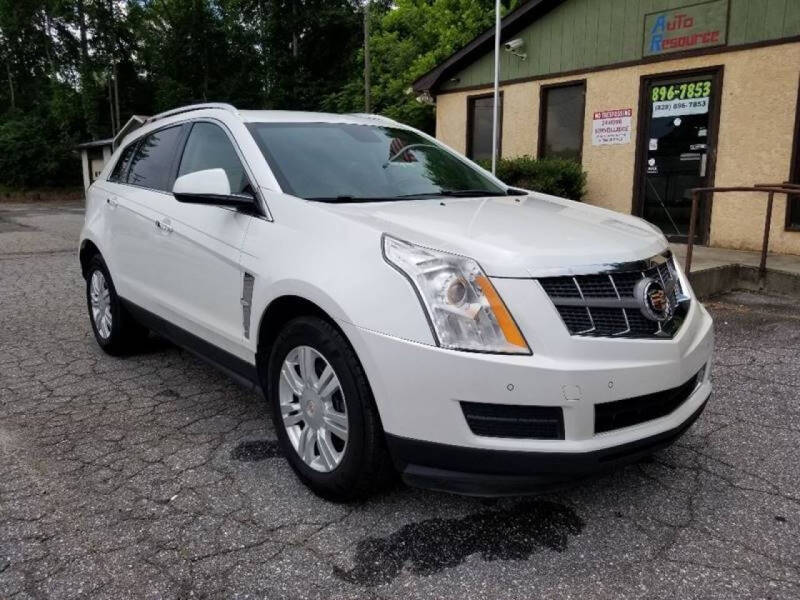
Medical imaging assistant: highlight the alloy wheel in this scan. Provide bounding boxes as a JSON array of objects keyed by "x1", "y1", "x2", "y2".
[
  {"x1": 278, "y1": 345, "x2": 349, "y2": 472},
  {"x1": 89, "y1": 270, "x2": 112, "y2": 339}
]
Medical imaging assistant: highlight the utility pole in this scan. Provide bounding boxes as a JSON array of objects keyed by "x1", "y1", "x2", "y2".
[
  {"x1": 491, "y1": 0, "x2": 501, "y2": 175},
  {"x1": 108, "y1": 75, "x2": 116, "y2": 135},
  {"x1": 364, "y1": 0, "x2": 371, "y2": 113}
]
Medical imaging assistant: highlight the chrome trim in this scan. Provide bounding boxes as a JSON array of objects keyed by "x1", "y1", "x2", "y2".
[
  {"x1": 241, "y1": 273, "x2": 255, "y2": 339},
  {"x1": 572, "y1": 276, "x2": 595, "y2": 335},
  {"x1": 607, "y1": 273, "x2": 632, "y2": 336},
  {"x1": 539, "y1": 253, "x2": 689, "y2": 339},
  {"x1": 527, "y1": 249, "x2": 671, "y2": 279}
]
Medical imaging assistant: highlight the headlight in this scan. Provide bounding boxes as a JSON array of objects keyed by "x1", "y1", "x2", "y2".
[{"x1": 382, "y1": 235, "x2": 530, "y2": 354}]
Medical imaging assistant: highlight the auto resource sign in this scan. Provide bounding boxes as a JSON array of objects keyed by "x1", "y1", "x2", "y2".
[{"x1": 643, "y1": 0, "x2": 728, "y2": 57}]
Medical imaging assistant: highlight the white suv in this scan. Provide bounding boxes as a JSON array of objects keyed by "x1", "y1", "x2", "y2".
[{"x1": 80, "y1": 103, "x2": 714, "y2": 499}]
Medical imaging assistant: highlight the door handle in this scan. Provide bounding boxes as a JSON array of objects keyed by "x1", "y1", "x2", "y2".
[
  {"x1": 106, "y1": 197, "x2": 118, "y2": 208},
  {"x1": 155, "y1": 218, "x2": 173, "y2": 234}
]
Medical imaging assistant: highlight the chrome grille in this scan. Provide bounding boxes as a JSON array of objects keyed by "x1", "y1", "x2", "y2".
[{"x1": 538, "y1": 254, "x2": 689, "y2": 338}]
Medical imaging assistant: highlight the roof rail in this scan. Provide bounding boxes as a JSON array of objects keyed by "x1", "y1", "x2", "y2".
[
  {"x1": 347, "y1": 113, "x2": 397, "y2": 124},
  {"x1": 145, "y1": 103, "x2": 238, "y2": 124}
]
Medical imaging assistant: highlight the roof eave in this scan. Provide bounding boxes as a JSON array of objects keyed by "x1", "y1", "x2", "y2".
[{"x1": 412, "y1": 0, "x2": 564, "y2": 95}]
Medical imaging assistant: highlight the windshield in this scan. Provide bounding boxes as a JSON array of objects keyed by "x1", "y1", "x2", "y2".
[{"x1": 246, "y1": 122, "x2": 506, "y2": 201}]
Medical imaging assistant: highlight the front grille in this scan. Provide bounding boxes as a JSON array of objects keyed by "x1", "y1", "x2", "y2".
[
  {"x1": 594, "y1": 370, "x2": 702, "y2": 434},
  {"x1": 538, "y1": 253, "x2": 688, "y2": 338},
  {"x1": 461, "y1": 402, "x2": 564, "y2": 439}
]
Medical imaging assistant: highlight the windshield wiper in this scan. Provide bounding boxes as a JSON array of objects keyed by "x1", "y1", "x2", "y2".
[
  {"x1": 437, "y1": 189, "x2": 508, "y2": 197},
  {"x1": 306, "y1": 189, "x2": 515, "y2": 202},
  {"x1": 390, "y1": 190, "x2": 508, "y2": 200},
  {"x1": 305, "y1": 195, "x2": 398, "y2": 203}
]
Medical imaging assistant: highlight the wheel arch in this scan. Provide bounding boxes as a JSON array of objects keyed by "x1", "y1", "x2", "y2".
[
  {"x1": 79, "y1": 238, "x2": 102, "y2": 279},
  {"x1": 256, "y1": 295, "x2": 349, "y2": 368}
]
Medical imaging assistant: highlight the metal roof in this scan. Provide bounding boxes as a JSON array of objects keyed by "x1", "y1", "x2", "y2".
[{"x1": 76, "y1": 138, "x2": 113, "y2": 150}]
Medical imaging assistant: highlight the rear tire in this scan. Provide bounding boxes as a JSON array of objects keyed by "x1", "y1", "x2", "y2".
[
  {"x1": 85, "y1": 254, "x2": 148, "y2": 355},
  {"x1": 266, "y1": 316, "x2": 394, "y2": 501}
]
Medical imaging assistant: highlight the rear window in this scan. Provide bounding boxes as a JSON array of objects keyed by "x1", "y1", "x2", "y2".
[
  {"x1": 109, "y1": 143, "x2": 136, "y2": 183},
  {"x1": 127, "y1": 125, "x2": 184, "y2": 191}
]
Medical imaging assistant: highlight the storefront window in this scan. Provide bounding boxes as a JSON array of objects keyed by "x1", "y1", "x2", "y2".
[
  {"x1": 467, "y1": 94, "x2": 502, "y2": 162},
  {"x1": 539, "y1": 82, "x2": 585, "y2": 162}
]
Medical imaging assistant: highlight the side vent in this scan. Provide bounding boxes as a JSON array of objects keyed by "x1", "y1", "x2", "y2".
[{"x1": 241, "y1": 273, "x2": 255, "y2": 339}]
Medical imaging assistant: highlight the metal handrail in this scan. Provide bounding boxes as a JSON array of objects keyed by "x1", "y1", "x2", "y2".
[{"x1": 685, "y1": 183, "x2": 799, "y2": 277}]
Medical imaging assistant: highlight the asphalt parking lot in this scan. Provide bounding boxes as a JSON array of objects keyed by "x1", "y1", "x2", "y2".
[{"x1": 1, "y1": 201, "x2": 799, "y2": 599}]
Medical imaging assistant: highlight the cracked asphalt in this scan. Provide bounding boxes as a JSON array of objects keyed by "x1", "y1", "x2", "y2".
[{"x1": 1, "y1": 201, "x2": 798, "y2": 599}]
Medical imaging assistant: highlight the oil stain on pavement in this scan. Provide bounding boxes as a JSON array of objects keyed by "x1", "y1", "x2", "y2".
[
  {"x1": 335, "y1": 499, "x2": 584, "y2": 586},
  {"x1": 231, "y1": 439, "x2": 283, "y2": 461}
]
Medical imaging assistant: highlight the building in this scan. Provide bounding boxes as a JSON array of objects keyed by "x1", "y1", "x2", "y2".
[
  {"x1": 413, "y1": 0, "x2": 800, "y2": 255},
  {"x1": 77, "y1": 115, "x2": 148, "y2": 191}
]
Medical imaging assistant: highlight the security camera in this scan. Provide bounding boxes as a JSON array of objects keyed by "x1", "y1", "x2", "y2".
[
  {"x1": 504, "y1": 38, "x2": 524, "y2": 52},
  {"x1": 503, "y1": 38, "x2": 526, "y2": 60}
]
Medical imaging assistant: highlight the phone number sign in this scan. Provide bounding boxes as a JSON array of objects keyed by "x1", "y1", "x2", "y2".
[{"x1": 592, "y1": 108, "x2": 632, "y2": 146}]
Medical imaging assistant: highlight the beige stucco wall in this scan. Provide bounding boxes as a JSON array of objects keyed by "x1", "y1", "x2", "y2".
[{"x1": 435, "y1": 42, "x2": 800, "y2": 255}]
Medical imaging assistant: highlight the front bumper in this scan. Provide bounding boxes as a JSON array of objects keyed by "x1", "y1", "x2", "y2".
[
  {"x1": 386, "y1": 396, "x2": 709, "y2": 495},
  {"x1": 339, "y1": 276, "x2": 714, "y2": 494}
]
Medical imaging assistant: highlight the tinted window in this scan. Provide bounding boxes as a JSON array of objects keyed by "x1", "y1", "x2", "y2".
[
  {"x1": 127, "y1": 126, "x2": 184, "y2": 191},
  {"x1": 540, "y1": 83, "x2": 585, "y2": 161},
  {"x1": 468, "y1": 95, "x2": 502, "y2": 161},
  {"x1": 247, "y1": 122, "x2": 504, "y2": 201},
  {"x1": 178, "y1": 122, "x2": 250, "y2": 194},
  {"x1": 109, "y1": 143, "x2": 136, "y2": 182}
]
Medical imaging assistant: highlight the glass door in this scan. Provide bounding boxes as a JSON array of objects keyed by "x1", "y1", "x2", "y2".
[{"x1": 638, "y1": 71, "x2": 720, "y2": 243}]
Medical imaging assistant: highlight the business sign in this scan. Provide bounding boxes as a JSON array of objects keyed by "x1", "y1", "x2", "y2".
[
  {"x1": 643, "y1": 0, "x2": 728, "y2": 57},
  {"x1": 592, "y1": 108, "x2": 632, "y2": 146}
]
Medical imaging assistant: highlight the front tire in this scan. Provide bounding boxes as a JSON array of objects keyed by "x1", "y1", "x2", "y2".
[
  {"x1": 266, "y1": 316, "x2": 393, "y2": 501},
  {"x1": 85, "y1": 255, "x2": 148, "y2": 355}
]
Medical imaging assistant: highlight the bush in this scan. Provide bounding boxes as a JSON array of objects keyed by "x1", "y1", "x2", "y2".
[{"x1": 478, "y1": 155, "x2": 586, "y2": 201}]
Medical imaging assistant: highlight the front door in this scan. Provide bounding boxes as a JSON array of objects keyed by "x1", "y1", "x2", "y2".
[
  {"x1": 636, "y1": 69, "x2": 722, "y2": 243},
  {"x1": 154, "y1": 120, "x2": 255, "y2": 360}
]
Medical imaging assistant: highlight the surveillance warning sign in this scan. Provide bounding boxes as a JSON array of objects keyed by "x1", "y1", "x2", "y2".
[{"x1": 591, "y1": 108, "x2": 632, "y2": 146}]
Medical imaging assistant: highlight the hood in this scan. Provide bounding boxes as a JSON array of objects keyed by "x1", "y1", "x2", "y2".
[{"x1": 322, "y1": 193, "x2": 669, "y2": 277}]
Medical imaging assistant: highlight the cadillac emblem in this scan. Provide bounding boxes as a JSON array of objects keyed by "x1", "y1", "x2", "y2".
[{"x1": 634, "y1": 277, "x2": 674, "y2": 322}]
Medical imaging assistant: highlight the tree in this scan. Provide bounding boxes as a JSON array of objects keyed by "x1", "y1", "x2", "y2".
[
  {"x1": 325, "y1": 0, "x2": 518, "y2": 132},
  {"x1": 0, "y1": 0, "x2": 513, "y2": 189}
]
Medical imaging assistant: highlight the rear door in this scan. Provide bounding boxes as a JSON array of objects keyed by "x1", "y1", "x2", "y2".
[
  {"x1": 110, "y1": 124, "x2": 187, "y2": 311},
  {"x1": 94, "y1": 141, "x2": 136, "y2": 278},
  {"x1": 152, "y1": 120, "x2": 254, "y2": 359}
]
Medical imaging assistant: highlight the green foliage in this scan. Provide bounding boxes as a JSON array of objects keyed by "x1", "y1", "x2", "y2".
[
  {"x1": 325, "y1": 0, "x2": 519, "y2": 132},
  {"x1": 0, "y1": 0, "x2": 516, "y2": 188},
  {"x1": 479, "y1": 155, "x2": 587, "y2": 201},
  {"x1": 0, "y1": 107, "x2": 81, "y2": 187}
]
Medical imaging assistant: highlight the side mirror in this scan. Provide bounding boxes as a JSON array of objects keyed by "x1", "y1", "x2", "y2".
[{"x1": 173, "y1": 168, "x2": 255, "y2": 210}]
